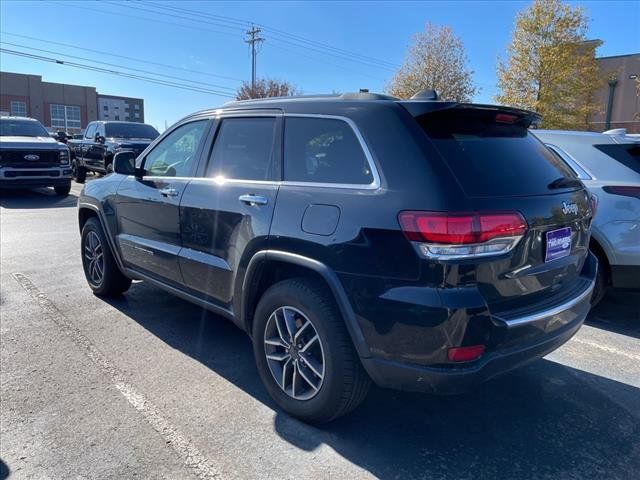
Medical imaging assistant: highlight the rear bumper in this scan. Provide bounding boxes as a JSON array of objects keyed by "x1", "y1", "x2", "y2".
[
  {"x1": 360, "y1": 253, "x2": 596, "y2": 394},
  {"x1": 611, "y1": 265, "x2": 640, "y2": 290}
]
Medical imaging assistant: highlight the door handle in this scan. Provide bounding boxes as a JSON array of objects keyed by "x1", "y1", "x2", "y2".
[
  {"x1": 159, "y1": 187, "x2": 179, "y2": 197},
  {"x1": 239, "y1": 194, "x2": 268, "y2": 206}
]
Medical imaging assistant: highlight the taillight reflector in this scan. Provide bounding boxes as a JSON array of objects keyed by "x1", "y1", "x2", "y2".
[
  {"x1": 398, "y1": 211, "x2": 527, "y2": 245},
  {"x1": 602, "y1": 186, "x2": 640, "y2": 199},
  {"x1": 448, "y1": 345, "x2": 486, "y2": 362}
]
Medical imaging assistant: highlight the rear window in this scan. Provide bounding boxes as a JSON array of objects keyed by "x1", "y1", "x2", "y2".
[
  {"x1": 594, "y1": 143, "x2": 640, "y2": 175},
  {"x1": 417, "y1": 108, "x2": 575, "y2": 197}
]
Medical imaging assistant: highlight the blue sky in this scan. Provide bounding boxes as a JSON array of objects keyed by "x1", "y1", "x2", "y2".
[{"x1": 1, "y1": 0, "x2": 638, "y2": 131}]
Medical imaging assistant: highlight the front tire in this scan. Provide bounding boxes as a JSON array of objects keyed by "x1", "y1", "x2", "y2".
[
  {"x1": 72, "y1": 159, "x2": 87, "y2": 183},
  {"x1": 253, "y1": 278, "x2": 370, "y2": 423},
  {"x1": 81, "y1": 217, "x2": 131, "y2": 296}
]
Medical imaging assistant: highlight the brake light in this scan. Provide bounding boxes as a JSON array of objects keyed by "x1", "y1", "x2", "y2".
[
  {"x1": 495, "y1": 113, "x2": 518, "y2": 124},
  {"x1": 448, "y1": 345, "x2": 486, "y2": 362},
  {"x1": 602, "y1": 186, "x2": 640, "y2": 199},
  {"x1": 398, "y1": 211, "x2": 527, "y2": 259}
]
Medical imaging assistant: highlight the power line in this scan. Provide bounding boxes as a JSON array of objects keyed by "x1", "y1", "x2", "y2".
[
  {"x1": 0, "y1": 48, "x2": 235, "y2": 97},
  {"x1": 143, "y1": 1, "x2": 398, "y2": 70},
  {"x1": 46, "y1": 1, "x2": 240, "y2": 40},
  {"x1": 0, "y1": 41, "x2": 238, "y2": 92},
  {"x1": 106, "y1": 0, "x2": 395, "y2": 72},
  {"x1": 1, "y1": 32, "x2": 244, "y2": 82}
]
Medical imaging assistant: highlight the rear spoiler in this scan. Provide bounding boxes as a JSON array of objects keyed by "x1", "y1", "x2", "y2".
[{"x1": 398, "y1": 101, "x2": 542, "y2": 128}]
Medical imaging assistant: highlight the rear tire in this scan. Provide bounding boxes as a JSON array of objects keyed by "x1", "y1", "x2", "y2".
[
  {"x1": 590, "y1": 246, "x2": 609, "y2": 307},
  {"x1": 252, "y1": 278, "x2": 370, "y2": 424},
  {"x1": 54, "y1": 184, "x2": 71, "y2": 196},
  {"x1": 81, "y1": 217, "x2": 131, "y2": 296}
]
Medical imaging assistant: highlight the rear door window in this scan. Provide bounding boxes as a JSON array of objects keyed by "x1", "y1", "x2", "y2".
[
  {"x1": 284, "y1": 117, "x2": 374, "y2": 185},
  {"x1": 416, "y1": 108, "x2": 575, "y2": 197}
]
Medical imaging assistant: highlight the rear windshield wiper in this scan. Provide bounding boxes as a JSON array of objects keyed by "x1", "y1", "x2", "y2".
[{"x1": 548, "y1": 177, "x2": 583, "y2": 189}]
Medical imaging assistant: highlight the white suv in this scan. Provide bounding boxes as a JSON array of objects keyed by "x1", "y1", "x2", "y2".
[{"x1": 534, "y1": 129, "x2": 640, "y2": 305}]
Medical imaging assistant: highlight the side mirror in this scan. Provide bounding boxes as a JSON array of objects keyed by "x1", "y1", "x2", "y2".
[
  {"x1": 113, "y1": 151, "x2": 136, "y2": 175},
  {"x1": 95, "y1": 133, "x2": 105, "y2": 143}
]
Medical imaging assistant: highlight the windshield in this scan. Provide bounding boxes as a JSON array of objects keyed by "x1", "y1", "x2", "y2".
[
  {"x1": 105, "y1": 123, "x2": 159, "y2": 140},
  {"x1": 0, "y1": 119, "x2": 50, "y2": 137},
  {"x1": 416, "y1": 108, "x2": 576, "y2": 197}
]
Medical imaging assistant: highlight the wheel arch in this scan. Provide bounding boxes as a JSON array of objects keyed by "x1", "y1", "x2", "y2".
[
  {"x1": 240, "y1": 250, "x2": 371, "y2": 359},
  {"x1": 78, "y1": 202, "x2": 126, "y2": 272}
]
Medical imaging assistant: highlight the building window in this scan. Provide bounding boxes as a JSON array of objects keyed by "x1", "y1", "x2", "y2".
[
  {"x1": 10, "y1": 101, "x2": 27, "y2": 116},
  {"x1": 103, "y1": 105, "x2": 108, "y2": 111},
  {"x1": 135, "y1": 112, "x2": 140, "y2": 119},
  {"x1": 50, "y1": 104, "x2": 81, "y2": 130},
  {"x1": 115, "y1": 115, "x2": 120, "y2": 121},
  {"x1": 134, "y1": 104, "x2": 140, "y2": 110}
]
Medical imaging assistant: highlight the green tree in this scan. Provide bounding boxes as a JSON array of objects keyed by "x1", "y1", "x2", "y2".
[
  {"x1": 236, "y1": 78, "x2": 299, "y2": 100},
  {"x1": 386, "y1": 23, "x2": 477, "y2": 101},
  {"x1": 496, "y1": 0, "x2": 603, "y2": 129}
]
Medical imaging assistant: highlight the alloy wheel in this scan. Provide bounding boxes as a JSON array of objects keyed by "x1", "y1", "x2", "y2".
[
  {"x1": 264, "y1": 306, "x2": 325, "y2": 400},
  {"x1": 84, "y1": 231, "x2": 104, "y2": 286}
]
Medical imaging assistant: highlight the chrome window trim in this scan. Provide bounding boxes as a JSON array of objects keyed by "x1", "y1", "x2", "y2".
[{"x1": 545, "y1": 143, "x2": 593, "y2": 180}]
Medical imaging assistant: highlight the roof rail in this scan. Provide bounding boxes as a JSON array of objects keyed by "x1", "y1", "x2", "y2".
[{"x1": 339, "y1": 91, "x2": 398, "y2": 100}]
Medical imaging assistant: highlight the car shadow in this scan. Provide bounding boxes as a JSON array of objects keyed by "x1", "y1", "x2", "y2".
[
  {"x1": 107, "y1": 282, "x2": 640, "y2": 479},
  {"x1": 0, "y1": 188, "x2": 78, "y2": 209},
  {"x1": 586, "y1": 289, "x2": 640, "y2": 340}
]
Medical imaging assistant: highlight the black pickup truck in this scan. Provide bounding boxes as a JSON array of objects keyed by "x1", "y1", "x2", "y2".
[
  {"x1": 0, "y1": 116, "x2": 72, "y2": 195},
  {"x1": 69, "y1": 120, "x2": 159, "y2": 182}
]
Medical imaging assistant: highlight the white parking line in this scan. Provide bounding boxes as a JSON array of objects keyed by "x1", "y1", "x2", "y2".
[
  {"x1": 571, "y1": 336, "x2": 640, "y2": 362},
  {"x1": 12, "y1": 272, "x2": 221, "y2": 480}
]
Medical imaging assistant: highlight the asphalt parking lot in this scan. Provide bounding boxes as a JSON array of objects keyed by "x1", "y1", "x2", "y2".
[{"x1": 1, "y1": 183, "x2": 639, "y2": 480}]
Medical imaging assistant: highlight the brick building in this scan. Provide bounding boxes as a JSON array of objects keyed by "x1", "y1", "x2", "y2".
[
  {"x1": 589, "y1": 53, "x2": 640, "y2": 133},
  {"x1": 0, "y1": 71, "x2": 145, "y2": 133}
]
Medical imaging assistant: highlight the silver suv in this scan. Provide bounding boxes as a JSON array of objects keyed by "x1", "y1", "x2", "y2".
[{"x1": 534, "y1": 129, "x2": 640, "y2": 305}]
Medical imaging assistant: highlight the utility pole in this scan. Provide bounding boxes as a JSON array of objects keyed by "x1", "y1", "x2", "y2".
[{"x1": 245, "y1": 25, "x2": 264, "y2": 92}]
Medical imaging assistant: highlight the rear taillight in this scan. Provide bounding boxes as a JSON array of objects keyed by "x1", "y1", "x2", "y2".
[
  {"x1": 602, "y1": 186, "x2": 640, "y2": 199},
  {"x1": 398, "y1": 211, "x2": 527, "y2": 260}
]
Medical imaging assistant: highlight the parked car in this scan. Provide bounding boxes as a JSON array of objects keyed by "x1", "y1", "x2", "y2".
[
  {"x1": 70, "y1": 120, "x2": 159, "y2": 182},
  {"x1": 78, "y1": 92, "x2": 597, "y2": 423},
  {"x1": 0, "y1": 116, "x2": 72, "y2": 195},
  {"x1": 534, "y1": 129, "x2": 640, "y2": 305}
]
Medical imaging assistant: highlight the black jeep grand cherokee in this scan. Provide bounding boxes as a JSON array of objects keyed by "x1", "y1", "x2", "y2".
[{"x1": 78, "y1": 91, "x2": 597, "y2": 423}]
